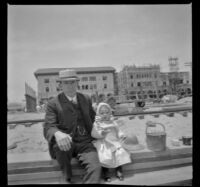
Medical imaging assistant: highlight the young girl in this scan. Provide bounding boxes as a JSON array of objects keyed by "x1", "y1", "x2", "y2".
[{"x1": 91, "y1": 102, "x2": 131, "y2": 182}]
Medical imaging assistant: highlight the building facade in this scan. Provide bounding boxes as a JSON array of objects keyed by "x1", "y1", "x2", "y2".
[
  {"x1": 34, "y1": 67, "x2": 116, "y2": 104},
  {"x1": 118, "y1": 64, "x2": 192, "y2": 99}
]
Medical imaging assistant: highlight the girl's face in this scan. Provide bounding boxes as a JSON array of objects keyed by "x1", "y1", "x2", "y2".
[{"x1": 99, "y1": 106, "x2": 111, "y2": 121}]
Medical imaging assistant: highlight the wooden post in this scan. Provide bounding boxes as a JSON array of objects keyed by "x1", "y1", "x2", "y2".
[{"x1": 25, "y1": 82, "x2": 37, "y2": 112}]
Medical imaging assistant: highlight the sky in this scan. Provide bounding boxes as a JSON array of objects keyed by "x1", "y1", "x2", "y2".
[{"x1": 8, "y1": 4, "x2": 192, "y2": 103}]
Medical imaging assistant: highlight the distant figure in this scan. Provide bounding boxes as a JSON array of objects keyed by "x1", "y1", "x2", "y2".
[
  {"x1": 36, "y1": 105, "x2": 41, "y2": 113},
  {"x1": 24, "y1": 107, "x2": 27, "y2": 112},
  {"x1": 92, "y1": 102, "x2": 98, "y2": 112}
]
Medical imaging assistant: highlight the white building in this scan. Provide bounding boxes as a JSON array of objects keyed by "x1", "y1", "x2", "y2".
[{"x1": 34, "y1": 67, "x2": 116, "y2": 104}]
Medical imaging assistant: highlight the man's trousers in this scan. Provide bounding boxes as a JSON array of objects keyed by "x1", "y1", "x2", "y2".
[{"x1": 53, "y1": 141, "x2": 102, "y2": 184}]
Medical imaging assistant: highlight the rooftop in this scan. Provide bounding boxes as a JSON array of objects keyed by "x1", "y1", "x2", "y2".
[{"x1": 34, "y1": 66, "x2": 116, "y2": 78}]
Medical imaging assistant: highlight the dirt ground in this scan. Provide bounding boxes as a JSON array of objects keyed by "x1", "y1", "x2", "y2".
[{"x1": 7, "y1": 110, "x2": 192, "y2": 154}]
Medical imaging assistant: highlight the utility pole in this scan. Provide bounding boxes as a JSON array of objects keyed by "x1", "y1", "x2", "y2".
[{"x1": 184, "y1": 62, "x2": 192, "y2": 84}]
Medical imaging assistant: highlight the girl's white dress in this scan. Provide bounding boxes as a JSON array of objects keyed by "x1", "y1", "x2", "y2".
[{"x1": 91, "y1": 120, "x2": 131, "y2": 168}]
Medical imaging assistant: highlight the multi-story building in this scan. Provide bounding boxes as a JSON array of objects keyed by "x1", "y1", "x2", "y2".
[
  {"x1": 168, "y1": 71, "x2": 192, "y2": 94},
  {"x1": 34, "y1": 67, "x2": 116, "y2": 104},
  {"x1": 118, "y1": 64, "x2": 192, "y2": 99},
  {"x1": 118, "y1": 64, "x2": 162, "y2": 98}
]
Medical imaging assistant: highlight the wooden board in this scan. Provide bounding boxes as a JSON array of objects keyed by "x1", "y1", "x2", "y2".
[{"x1": 8, "y1": 166, "x2": 192, "y2": 185}]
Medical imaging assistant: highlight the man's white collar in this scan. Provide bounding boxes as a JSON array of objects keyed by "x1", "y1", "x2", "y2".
[{"x1": 66, "y1": 95, "x2": 77, "y2": 103}]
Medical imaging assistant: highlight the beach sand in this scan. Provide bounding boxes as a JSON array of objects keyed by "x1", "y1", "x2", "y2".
[{"x1": 7, "y1": 111, "x2": 192, "y2": 154}]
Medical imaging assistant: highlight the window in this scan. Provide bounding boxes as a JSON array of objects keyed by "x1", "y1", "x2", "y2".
[
  {"x1": 187, "y1": 80, "x2": 189, "y2": 84},
  {"x1": 82, "y1": 85, "x2": 85, "y2": 90},
  {"x1": 154, "y1": 73, "x2": 157, "y2": 78},
  {"x1": 130, "y1": 75, "x2": 133, "y2": 79},
  {"x1": 102, "y1": 76, "x2": 107, "y2": 81},
  {"x1": 93, "y1": 84, "x2": 97, "y2": 89},
  {"x1": 163, "y1": 82, "x2": 166, "y2": 86},
  {"x1": 44, "y1": 79, "x2": 49, "y2": 83},
  {"x1": 45, "y1": 87, "x2": 49, "y2": 92},
  {"x1": 143, "y1": 82, "x2": 152, "y2": 86},
  {"x1": 56, "y1": 87, "x2": 60, "y2": 92},
  {"x1": 89, "y1": 76, "x2": 96, "y2": 81},
  {"x1": 104, "y1": 84, "x2": 107, "y2": 89},
  {"x1": 137, "y1": 82, "x2": 141, "y2": 87},
  {"x1": 131, "y1": 83, "x2": 134, "y2": 87},
  {"x1": 179, "y1": 80, "x2": 183, "y2": 84},
  {"x1": 85, "y1": 85, "x2": 88, "y2": 90},
  {"x1": 82, "y1": 77, "x2": 88, "y2": 81},
  {"x1": 78, "y1": 85, "x2": 80, "y2": 90},
  {"x1": 90, "y1": 85, "x2": 93, "y2": 89}
]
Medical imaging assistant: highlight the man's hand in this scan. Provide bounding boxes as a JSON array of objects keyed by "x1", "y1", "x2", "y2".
[{"x1": 54, "y1": 131, "x2": 72, "y2": 151}]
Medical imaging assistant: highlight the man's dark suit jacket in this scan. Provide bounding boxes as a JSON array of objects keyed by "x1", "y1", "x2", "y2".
[{"x1": 43, "y1": 92, "x2": 96, "y2": 159}]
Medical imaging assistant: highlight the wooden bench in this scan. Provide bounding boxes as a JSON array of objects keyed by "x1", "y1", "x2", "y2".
[{"x1": 8, "y1": 146, "x2": 192, "y2": 185}]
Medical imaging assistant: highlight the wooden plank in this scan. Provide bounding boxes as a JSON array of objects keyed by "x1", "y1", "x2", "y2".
[
  {"x1": 8, "y1": 156, "x2": 192, "y2": 182},
  {"x1": 129, "y1": 147, "x2": 192, "y2": 159},
  {"x1": 8, "y1": 152, "x2": 192, "y2": 175},
  {"x1": 124, "y1": 162, "x2": 192, "y2": 175},
  {"x1": 8, "y1": 147, "x2": 192, "y2": 173},
  {"x1": 8, "y1": 119, "x2": 44, "y2": 124},
  {"x1": 8, "y1": 176, "x2": 61, "y2": 185},
  {"x1": 8, "y1": 160, "x2": 53, "y2": 170},
  {"x1": 105, "y1": 166, "x2": 192, "y2": 185},
  {"x1": 158, "y1": 179, "x2": 192, "y2": 186},
  {"x1": 123, "y1": 157, "x2": 192, "y2": 171},
  {"x1": 132, "y1": 152, "x2": 192, "y2": 163},
  {"x1": 8, "y1": 171, "x2": 62, "y2": 182},
  {"x1": 114, "y1": 106, "x2": 192, "y2": 117},
  {"x1": 7, "y1": 106, "x2": 192, "y2": 124},
  {"x1": 8, "y1": 166, "x2": 192, "y2": 185}
]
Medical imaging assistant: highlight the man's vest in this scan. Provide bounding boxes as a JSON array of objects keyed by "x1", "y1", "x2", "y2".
[{"x1": 58, "y1": 94, "x2": 93, "y2": 143}]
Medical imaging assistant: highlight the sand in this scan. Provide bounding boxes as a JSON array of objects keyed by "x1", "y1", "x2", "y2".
[{"x1": 7, "y1": 111, "x2": 192, "y2": 155}]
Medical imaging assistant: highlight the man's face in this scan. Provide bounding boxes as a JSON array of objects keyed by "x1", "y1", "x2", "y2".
[{"x1": 61, "y1": 80, "x2": 78, "y2": 97}]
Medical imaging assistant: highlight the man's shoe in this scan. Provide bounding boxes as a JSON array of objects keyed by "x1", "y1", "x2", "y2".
[{"x1": 59, "y1": 175, "x2": 72, "y2": 184}]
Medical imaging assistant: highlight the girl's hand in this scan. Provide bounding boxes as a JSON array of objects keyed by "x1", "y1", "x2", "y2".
[
  {"x1": 95, "y1": 115, "x2": 102, "y2": 122},
  {"x1": 118, "y1": 131, "x2": 126, "y2": 141},
  {"x1": 101, "y1": 128, "x2": 111, "y2": 136}
]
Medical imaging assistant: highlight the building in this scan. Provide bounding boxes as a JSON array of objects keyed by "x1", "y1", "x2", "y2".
[
  {"x1": 118, "y1": 63, "x2": 192, "y2": 99},
  {"x1": 34, "y1": 67, "x2": 116, "y2": 104},
  {"x1": 118, "y1": 64, "x2": 163, "y2": 98},
  {"x1": 168, "y1": 71, "x2": 192, "y2": 95},
  {"x1": 168, "y1": 57, "x2": 192, "y2": 95}
]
